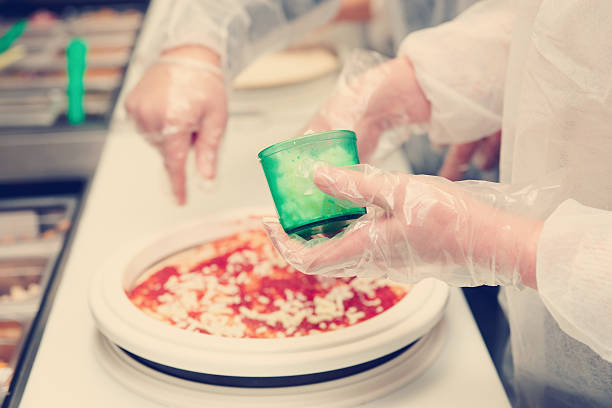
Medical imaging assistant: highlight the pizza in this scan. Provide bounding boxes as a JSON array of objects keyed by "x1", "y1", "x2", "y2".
[{"x1": 128, "y1": 229, "x2": 408, "y2": 338}]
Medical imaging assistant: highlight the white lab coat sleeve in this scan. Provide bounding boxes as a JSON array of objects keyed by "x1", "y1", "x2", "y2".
[
  {"x1": 537, "y1": 199, "x2": 612, "y2": 362},
  {"x1": 397, "y1": 0, "x2": 517, "y2": 144},
  {"x1": 156, "y1": 0, "x2": 340, "y2": 79}
]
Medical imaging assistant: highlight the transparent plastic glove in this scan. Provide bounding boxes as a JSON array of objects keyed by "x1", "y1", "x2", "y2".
[
  {"x1": 264, "y1": 164, "x2": 547, "y2": 288},
  {"x1": 125, "y1": 54, "x2": 227, "y2": 205},
  {"x1": 304, "y1": 50, "x2": 431, "y2": 162},
  {"x1": 439, "y1": 130, "x2": 501, "y2": 181}
]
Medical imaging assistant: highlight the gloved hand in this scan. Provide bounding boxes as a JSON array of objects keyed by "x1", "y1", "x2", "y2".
[
  {"x1": 304, "y1": 50, "x2": 431, "y2": 162},
  {"x1": 439, "y1": 131, "x2": 501, "y2": 181},
  {"x1": 264, "y1": 164, "x2": 544, "y2": 289},
  {"x1": 125, "y1": 46, "x2": 228, "y2": 205}
]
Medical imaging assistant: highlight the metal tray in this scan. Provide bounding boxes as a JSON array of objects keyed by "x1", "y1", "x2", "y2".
[
  {"x1": 0, "y1": 2, "x2": 149, "y2": 183},
  {"x1": 0, "y1": 316, "x2": 33, "y2": 401},
  {"x1": 0, "y1": 257, "x2": 47, "y2": 312},
  {"x1": 0, "y1": 196, "x2": 78, "y2": 407}
]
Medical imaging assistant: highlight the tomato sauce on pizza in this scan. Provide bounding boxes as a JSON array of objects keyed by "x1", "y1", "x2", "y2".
[{"x1": 128, "y1": 229, "x2": 408, "y2": 338}]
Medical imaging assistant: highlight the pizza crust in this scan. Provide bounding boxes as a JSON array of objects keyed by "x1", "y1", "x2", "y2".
[{"x1": 233, "y1": 47, "x2": 339, "y2": 89}]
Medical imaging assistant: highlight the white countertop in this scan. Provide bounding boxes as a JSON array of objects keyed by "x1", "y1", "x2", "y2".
[
  {"x1": 18, "y1": 130, "x2": 509, "y2": 408},
  {"x1": 18, "y1": 2, "x2": 510, "y2": 405},
  {"x1": 18, "y1": 114, "x2": 510, "y2": 408}
]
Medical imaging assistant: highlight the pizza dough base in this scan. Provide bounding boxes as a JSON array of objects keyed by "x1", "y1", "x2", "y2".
[{"x1": 233, "y1": 47, "x2": 339, "y2": 89}]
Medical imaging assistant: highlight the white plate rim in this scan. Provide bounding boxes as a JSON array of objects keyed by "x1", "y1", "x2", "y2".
[{"x1": 89, "y1": 208, "x2": 449, "y2": 376}]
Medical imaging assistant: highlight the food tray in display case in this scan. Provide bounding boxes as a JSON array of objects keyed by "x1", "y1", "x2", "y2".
[
  {"x1": 0, "y1": 5, "x2": 147, "y2": 130},
  {"x1": 0, "y1": 257, "x2": 48, "y2": 315},
  {"x1": 90, "y1": 208, "x2": 450, "y2": 407},
  {"x1": 0, "y1": 196, "x2": 78, "y2": 406},
  {"x1": 0, "y1": 2, "x2": 150, "y2": 182},
  {"x1": 0, "y1": 316, "x2": 33, "y2": 400}
]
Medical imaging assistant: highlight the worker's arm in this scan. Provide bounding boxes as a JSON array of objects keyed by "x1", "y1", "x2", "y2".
[
  {"x1": 155, "y1": 0, "x2": 341, "y2": 79},
  {"x1": 265, "y1": 164, "x2": 612, "y2": 362},
  {"x1": 302, "y1": 1, "x2": 516, "y2": 166},
  {"x1": 398, "y1": 0, "x2": 516, "y2": 145}
]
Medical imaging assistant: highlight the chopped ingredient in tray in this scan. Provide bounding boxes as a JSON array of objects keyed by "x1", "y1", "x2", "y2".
[
  {"x1": 0, "y1": 258, "x2": 44, "y2": 303},
  {"x1": 0, "y1": 343, "x2": 16, "y2": 387},
  {"x1": 128, "y1": 229, "x2": 409, "y2": 338},
  {"x1": 0, "y1": 282, "x2": 40, "y2": 303},
  {"x1": 77, "y1": 8, "x2": 141, "y2": 22},
  {"x1": 0, "y1": 321, "x2": 23, "y2": 341},
  {"x1": 0, "y1": 258, "x2": 46, "y2": 273},
  {"x1": 28, "y1": 10, "x2": 60, "y2": 30}
]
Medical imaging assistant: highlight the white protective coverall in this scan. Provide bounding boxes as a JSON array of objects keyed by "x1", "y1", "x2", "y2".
[
  {"x1": 399, "y1": 1, "x2": 612, "y2": 406},
  {"x1": 145, "y1": 0, "x2": 481, "y2": 78}
]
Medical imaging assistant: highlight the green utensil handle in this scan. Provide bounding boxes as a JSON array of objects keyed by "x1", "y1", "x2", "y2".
[
  {"x1": 66, "y1": 38, "x2": 88, "y2": 125},
  {"x1": 0, "y1": 19, "x2": 27, "y2": 55}
]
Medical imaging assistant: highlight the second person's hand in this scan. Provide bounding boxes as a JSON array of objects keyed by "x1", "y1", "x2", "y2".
[
  {"x1": 125, "y1": 46, "x2": 228, "y2": 205},
  {"x1": 438, "y1": 131, "x2": 501, "y2": 181}
]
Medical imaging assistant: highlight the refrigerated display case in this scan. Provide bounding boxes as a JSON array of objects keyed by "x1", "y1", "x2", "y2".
[
  {"x1": 0, "y1": 1, "x2": 149, "y2": 182},
  {"x1": 0, "y1": 196, "x2": 79, "y2": 407},
  {"x1": 0, "y1": 3, "x2": 147, "y2": 405}
]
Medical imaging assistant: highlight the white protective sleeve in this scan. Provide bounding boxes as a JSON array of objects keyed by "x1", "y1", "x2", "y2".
[
  {"x1": 397, "y1": 0, "x2": 517, "y2": 144},
  {"x1": 537, "y1": 200, "x2": 612, "y2": 362},
  {"x1": 151, "y1": 0, "x2": 340, "y2": 79}
]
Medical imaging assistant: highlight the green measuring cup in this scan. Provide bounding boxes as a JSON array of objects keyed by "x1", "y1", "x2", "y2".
[{"x1": 258, "y1": 130, "x2": 366, "y2": 238}]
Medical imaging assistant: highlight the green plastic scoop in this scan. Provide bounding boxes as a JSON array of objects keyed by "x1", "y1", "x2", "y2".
[
  {"x1": 66, "y1": 38, "x2": 87, "y2": 125},
  {"x1": 0, "y1": 19, "x2": 27, "y2": 55}
]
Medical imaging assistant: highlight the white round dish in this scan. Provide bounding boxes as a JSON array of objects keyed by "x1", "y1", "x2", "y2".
[
  {"x1": 94, "y1": 319, "x2": 447, "y2": 408},
  {"x1": 89, "y1": 208, "x2": 449, "y2": 378}
]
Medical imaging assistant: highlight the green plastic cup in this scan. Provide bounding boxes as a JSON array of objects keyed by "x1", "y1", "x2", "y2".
[{"x1": 258, "y1": 130, "x2": 366, "y2": 238}]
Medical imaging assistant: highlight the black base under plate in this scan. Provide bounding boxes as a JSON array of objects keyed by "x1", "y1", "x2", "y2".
[{"x1": 121, "y1": 338, "x2": 419, "y2": 388}]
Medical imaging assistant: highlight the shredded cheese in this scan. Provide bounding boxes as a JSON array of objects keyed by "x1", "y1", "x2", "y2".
[{"x1": 128, "y1": 228, "x2": 409, "y2": 338}]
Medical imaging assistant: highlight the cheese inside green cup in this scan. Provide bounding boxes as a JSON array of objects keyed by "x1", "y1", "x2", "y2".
[{"x1": 258, "y1": 130, "x2": 366, "y2": 238}]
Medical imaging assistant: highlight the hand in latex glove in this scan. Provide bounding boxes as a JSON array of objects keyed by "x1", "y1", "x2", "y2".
[
  {"x1": 126, "y1": 47, "x2": 228, "y2": 205},
  {"x1": 304, "y1": 51, "x2": 431, "y2": 162},
  {"x1": 264, "y1": 165, "x2": 542, "y2": 288},
  {"x1": 439, "y1": 131, "x2": 501, "y2": 181}
]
